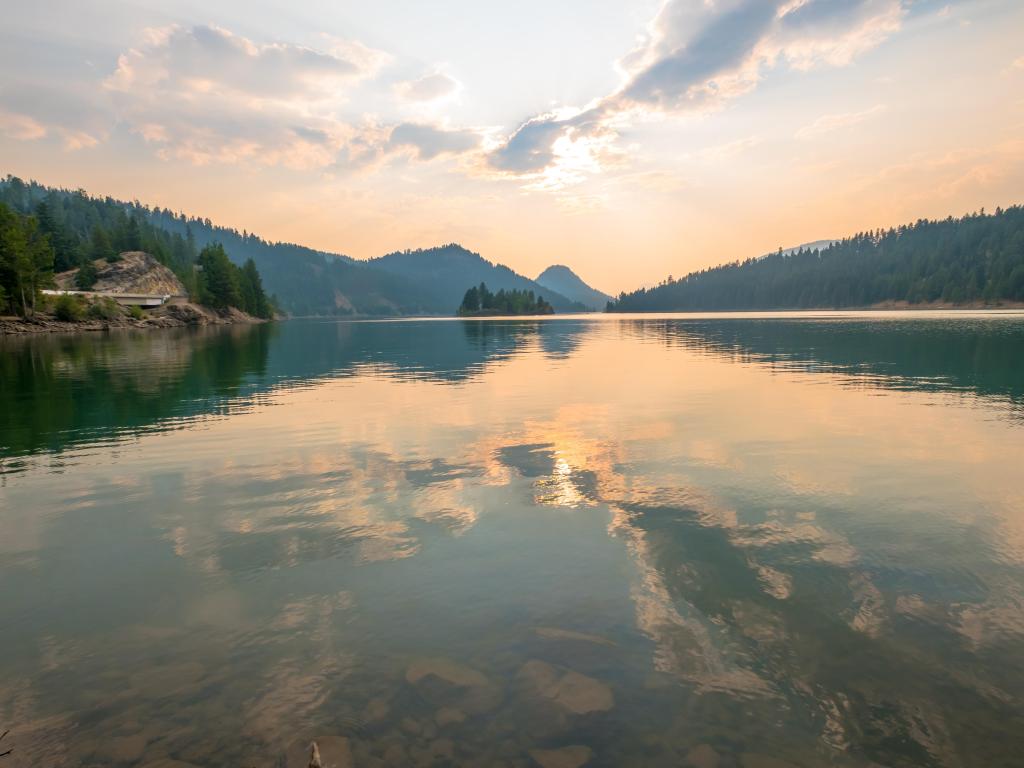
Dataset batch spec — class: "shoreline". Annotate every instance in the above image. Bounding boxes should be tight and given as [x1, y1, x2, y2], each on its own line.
[0, 302, 267, 336]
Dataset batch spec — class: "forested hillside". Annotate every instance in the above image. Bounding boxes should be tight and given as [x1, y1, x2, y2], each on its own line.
[0, 182, 271, 318]
[0, 176, 435, 317]
[1, 177, 583, 317]
[608, 206, 1024, 311]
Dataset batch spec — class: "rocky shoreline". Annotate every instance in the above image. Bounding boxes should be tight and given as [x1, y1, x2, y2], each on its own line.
[0, 302, 265, 336]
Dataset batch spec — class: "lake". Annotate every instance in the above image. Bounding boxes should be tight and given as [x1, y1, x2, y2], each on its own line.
[1, 312, 1023, 768]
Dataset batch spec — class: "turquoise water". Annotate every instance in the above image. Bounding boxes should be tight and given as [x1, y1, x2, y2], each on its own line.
[1, 312, 1023, 767]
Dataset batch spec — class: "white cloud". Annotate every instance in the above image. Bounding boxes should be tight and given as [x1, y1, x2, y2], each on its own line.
[488, 0, 908, 181]
[106, 25, 380, 104]
[102, 25, 390, 168]
[796, 104, 886, 140]
[0, 108, 99, 150]
[386, 123, 481, 160]
[0, 110, 47, 141]
[394, 72, 460, 103]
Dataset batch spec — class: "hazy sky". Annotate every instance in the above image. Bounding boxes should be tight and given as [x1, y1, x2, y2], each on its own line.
[1, 0, 1022, 293]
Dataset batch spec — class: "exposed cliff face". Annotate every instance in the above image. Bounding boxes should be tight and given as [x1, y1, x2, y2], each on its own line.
[55, 252, 186, 295]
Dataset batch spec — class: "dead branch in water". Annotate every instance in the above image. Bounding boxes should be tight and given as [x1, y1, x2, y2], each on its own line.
[0, 729, 11, 758]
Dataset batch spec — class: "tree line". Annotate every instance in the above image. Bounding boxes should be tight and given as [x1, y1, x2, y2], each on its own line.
[607, 206, 1024, 312]
[0, 176, 273, 318]
[458, 282, 554, 316]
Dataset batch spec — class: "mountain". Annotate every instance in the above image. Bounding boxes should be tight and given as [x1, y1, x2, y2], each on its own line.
[608, 206, 1024, 312]
[2, 176, 579, 317]
[368, 244, 586, 313]
[777, 239, 836, 257]
[535, 265, 613, 310]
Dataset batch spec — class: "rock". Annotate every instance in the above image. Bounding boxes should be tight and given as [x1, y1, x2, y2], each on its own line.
[429, 738, 455, 761]
[100, 733, 149, 762]
[363, 696, 391, 723]
[139, 761, 201, 768]
[383, 743, 409, 766]
[529, 745, 593, 768]
[408, 657, 503, 714]
[54, 252, 186, 296]
[406, 658, 490, 688]
[518, 661, 614, 715]
[401, 717, 423, 735]
[129, 662, 206, 697]
[286, 736, 353, 768]
[740, 754, 801, 768]
[435, 707, 467, 727]
[687, 744, 721, 768]
[533, 628, 616, 647]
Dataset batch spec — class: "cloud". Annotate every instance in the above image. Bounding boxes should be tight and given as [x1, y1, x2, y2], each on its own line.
[386, 123, 480, 160]
[0, 82, 107, 150]
[796, 104, 885, 139]
[102, 25, 389, 168]
[488, 0, 907, 182]
[106, 25, 380, 103]
[395, 72, 460, 102]
[0, 110, 47, 141]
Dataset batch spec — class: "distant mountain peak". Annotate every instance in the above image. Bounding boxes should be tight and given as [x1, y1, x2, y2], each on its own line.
[536, 264, 612, 311]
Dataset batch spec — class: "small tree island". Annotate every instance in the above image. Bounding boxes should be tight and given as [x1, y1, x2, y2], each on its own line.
[457, 282, 555, 316]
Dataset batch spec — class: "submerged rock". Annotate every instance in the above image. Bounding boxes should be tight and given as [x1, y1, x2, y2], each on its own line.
[533, 627, 616, 647]
[740, 754, 801, 768]
[518, 660, 614, 715]
[406, 657, 490, 688]
[285, 736, 353, 768]
[406, 656, 503, 715]
[687, 743, 721, 768]
[434, 706, 467, 727]
[528, 745, 593, 768]
[363, 696, 391, 723]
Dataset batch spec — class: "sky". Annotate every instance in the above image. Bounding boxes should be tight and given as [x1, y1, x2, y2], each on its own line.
[1, 0, 1022, 294]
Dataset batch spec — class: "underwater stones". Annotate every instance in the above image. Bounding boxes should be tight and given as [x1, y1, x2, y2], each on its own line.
[435, 706, 467, 727]
[406, 735, 456, 765]
[528, 745, 593, 768]
[383, 742, 409, 766]
[518, 660, 614, 715]
[687, 743, 721, 768]
[533, 627, 616, 647]
[363, 696, 391, 723]
[130, 661, 206, 697]
[99, 733, 149, 762]
[406, 656, 503, 715]
[406, 657, 489, 688]
[285, 736, 353, 768]
[138, 760, 201, 768]
[740, 754, 801, 768]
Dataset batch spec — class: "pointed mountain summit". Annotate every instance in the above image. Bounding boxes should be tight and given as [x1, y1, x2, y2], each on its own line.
[535, 265, 613, 311]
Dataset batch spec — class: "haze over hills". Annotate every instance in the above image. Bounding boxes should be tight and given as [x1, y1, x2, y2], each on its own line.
[535, 265, 613, 311]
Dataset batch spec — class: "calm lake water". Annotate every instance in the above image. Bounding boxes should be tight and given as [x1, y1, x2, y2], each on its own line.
[2, 312, 1023, 768]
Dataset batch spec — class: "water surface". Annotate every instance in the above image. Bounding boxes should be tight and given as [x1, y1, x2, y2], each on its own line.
[2, 312, 1023, 767]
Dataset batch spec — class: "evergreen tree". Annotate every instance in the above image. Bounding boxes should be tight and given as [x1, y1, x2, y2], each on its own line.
[89, 225, 117, 262]
[197, 243, 241, 309]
